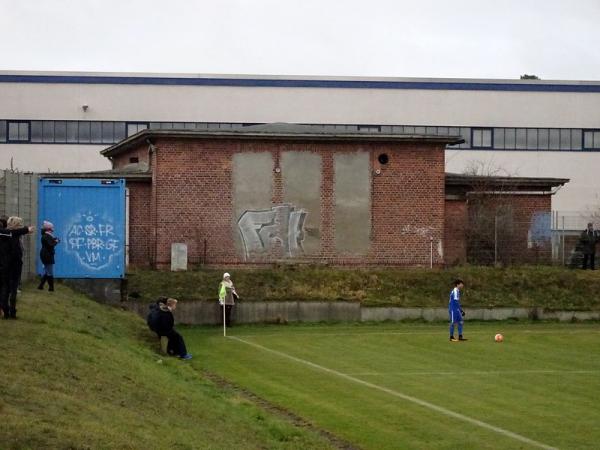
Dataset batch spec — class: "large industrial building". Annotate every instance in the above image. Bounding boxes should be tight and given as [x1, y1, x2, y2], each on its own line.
[1, 71, 599, 217]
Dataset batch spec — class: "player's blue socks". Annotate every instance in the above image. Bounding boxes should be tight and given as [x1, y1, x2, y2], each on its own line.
[449, 323, 455, 337]
[458, 322, 463, 336]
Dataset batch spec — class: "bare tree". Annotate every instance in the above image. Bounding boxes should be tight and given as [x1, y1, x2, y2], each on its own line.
[462, 161, 517, 266]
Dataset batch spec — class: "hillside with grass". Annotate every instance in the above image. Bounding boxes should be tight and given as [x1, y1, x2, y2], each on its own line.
[127, 265, 600, 310]
[0, 286, 333, 450]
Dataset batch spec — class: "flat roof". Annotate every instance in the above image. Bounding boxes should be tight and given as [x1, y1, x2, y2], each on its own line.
[1, 70, 599, 92]
[445, 172, 569, 191]
[101, 124, 464, 158]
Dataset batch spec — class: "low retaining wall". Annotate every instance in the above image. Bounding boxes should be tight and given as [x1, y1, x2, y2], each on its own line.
[123, 300, 600, 325]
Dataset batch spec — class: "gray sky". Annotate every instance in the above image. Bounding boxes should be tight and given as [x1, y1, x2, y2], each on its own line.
[1, 0, 599, 80]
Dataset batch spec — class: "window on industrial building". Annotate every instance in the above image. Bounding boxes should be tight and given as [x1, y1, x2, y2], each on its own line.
[459, 127, 471, 148]
[78, 121, 91, 143]
[548, 129, 560, 150]
[54, 121, 67, 143]
[494, 128, 505, 148]
[126, 122, 149, 137]
[526, 129, 537, 149]
[560, 129, 571, 150]
[90, 122, 102, 143]
[67, 122, 78, 143]
[30, 121, 42, 143]
[43, 121, 54, 142]
[472, 128, 492, 148]
[114, 122, 126, 142]
[1, 120, 595, 153]
[571, 129, 582, 150]
[537, 129, 549, 149]
[101, 122, 114, 143]
[583, 130, 600, 150]
[7, 121, 30, 142]
[515, 128, 527, 149]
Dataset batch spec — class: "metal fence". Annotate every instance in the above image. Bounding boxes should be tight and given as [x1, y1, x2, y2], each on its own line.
[465, 210, 600, 267]
[466, 216, 553, 266]
[0, 170, 39, 279]
[552, 211, 600, 268]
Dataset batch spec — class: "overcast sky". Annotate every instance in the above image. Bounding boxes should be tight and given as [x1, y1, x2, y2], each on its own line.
[1, 0, 599, 80]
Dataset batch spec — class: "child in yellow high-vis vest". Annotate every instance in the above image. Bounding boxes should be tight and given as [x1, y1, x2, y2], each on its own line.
[219, 272, 238, 326]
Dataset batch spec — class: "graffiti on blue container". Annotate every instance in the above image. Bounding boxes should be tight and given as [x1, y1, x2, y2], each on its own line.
[66, 211, 121, 270]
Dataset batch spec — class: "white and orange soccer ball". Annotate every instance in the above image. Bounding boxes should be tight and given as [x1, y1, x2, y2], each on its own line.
[494, 333, 504, 343]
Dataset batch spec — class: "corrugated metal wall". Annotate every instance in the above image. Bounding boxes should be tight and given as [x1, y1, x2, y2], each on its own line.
[0, 170, 39, 280]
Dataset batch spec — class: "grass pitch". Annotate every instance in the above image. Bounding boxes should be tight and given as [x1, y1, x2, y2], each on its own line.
[187, 322, 600, 450]
[0, 286, 333, 449]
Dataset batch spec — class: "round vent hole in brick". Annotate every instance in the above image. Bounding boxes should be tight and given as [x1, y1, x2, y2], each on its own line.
[377, 153, 389, 165]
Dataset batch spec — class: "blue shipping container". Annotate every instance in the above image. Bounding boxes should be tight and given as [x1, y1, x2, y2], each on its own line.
[37, 178, 126, 278]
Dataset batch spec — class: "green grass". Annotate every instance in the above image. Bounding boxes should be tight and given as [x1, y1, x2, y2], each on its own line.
[0, 285, 334, 450]
[187, 321, 600, 449]
[127, 265, 600, 310]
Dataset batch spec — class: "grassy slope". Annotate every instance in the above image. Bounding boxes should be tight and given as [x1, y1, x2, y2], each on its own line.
[188, 322, 600, 450]
[127, 266, 600, 310]
[0, 286, 332, 450]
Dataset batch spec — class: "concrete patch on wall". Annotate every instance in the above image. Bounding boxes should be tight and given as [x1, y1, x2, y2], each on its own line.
[334, 152, 371, 254]
[281, 151, 321, 255]
[237, 204, 307, 259]
[232, 152, 273, 257]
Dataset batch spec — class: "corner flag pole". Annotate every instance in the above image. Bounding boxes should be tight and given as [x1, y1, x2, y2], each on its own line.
[223, 300, 227, 337]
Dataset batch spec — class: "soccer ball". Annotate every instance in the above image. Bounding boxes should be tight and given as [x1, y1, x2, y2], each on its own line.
[494, 333, 504, 342]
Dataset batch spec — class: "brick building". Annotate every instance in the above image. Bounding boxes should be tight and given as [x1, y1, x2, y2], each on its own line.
[98, 124, 567, 268]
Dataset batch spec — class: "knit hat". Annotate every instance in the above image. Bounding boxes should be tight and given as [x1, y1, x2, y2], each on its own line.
[42, 220, 54, 231]
[223, 272, 230, 279]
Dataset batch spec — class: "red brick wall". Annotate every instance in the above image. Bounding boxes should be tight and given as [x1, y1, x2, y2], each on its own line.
[444, 199, 468, 265]
[127, 181, 152, 266]
[119, 137, 447, 267]
[370, 143, 446, 266]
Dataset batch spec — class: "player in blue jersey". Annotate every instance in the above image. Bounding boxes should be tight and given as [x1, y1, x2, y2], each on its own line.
[449, 279, 467, 342]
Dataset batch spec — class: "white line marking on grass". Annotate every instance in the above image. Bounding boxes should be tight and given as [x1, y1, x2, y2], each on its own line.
[230, 336, 558, 450]
[348, 369, 600, 376]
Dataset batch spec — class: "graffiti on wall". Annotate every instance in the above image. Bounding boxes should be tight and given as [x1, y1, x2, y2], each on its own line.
[66, 211, 121, 270]
[528, 211, 551, 248]
[238, 204, 307, 259]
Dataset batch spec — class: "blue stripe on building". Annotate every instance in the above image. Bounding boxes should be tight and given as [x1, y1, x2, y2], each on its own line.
[1, 74, 600, 93]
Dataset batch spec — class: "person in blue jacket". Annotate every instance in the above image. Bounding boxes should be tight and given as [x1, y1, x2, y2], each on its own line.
[449, 279, 467, 342]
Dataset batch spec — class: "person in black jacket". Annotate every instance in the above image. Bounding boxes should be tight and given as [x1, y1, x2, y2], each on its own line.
[580, 222, 598, 270]
[38, 220, 60, 291]
[0, 216, 34, 319]
[147, 297, 192, 360]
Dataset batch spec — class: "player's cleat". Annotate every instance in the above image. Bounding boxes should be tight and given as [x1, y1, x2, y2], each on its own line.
[180, 353, 193, 360]
[458, 335, 468, 341]
[449, 336, 458, 342]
